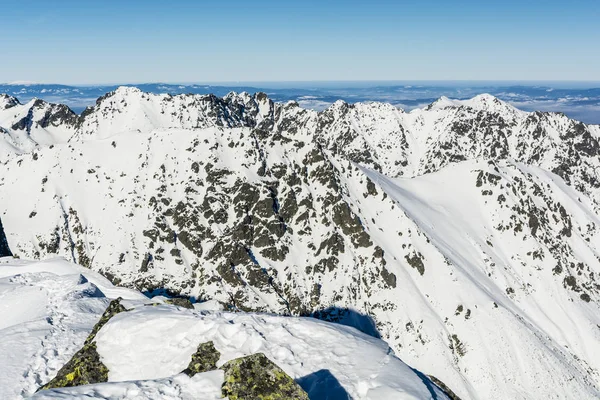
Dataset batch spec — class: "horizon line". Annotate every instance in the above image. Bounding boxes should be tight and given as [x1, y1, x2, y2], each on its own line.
[3, 79, 600, 88]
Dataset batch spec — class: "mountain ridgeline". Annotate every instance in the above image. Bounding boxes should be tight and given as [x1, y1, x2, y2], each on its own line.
[1, 87, 600, 399]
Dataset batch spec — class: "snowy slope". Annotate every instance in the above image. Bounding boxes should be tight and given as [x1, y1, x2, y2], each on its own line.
[0, 258, 448, 400]
[361, 161, 600, 399]
[1, 88, 600, 399]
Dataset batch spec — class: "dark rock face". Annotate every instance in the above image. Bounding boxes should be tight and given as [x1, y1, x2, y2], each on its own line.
[38, 298, 127, 391]
[164, 297, 194, 309]
[182, 341, 221, 376]
[0, 217, 12, 257]
[38, 103, 78, 128]
[221, 353, 309, 400]
[428, 375, 463, 400]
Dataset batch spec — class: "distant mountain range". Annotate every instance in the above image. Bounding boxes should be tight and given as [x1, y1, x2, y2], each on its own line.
[1, 87, 600, 399]
[1, 81, 599, 123]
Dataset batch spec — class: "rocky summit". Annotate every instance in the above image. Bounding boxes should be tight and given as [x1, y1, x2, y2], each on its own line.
[1, 87, 600, 399]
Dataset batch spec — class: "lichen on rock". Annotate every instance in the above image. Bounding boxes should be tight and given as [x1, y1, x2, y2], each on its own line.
[38, 297, 127, 391]
[38, 342, 109, 390]
[182, 341, 221, 376]
[221, 353, 309, 400]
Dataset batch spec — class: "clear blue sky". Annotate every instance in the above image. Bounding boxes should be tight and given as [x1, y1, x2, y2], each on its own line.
[2, 0, 599, 84]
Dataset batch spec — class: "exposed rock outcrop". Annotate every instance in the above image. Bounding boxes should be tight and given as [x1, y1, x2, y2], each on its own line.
[182, 341, 221, 376]
[221, 353, 309, 400]
[38, 298, 127, 391]
[429, 375, 463, 400]
[164, 297, 194, 309]
[181, 341, 309, 399]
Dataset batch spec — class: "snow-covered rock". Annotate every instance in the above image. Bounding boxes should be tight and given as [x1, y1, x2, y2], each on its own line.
[0, 258, 449, 400]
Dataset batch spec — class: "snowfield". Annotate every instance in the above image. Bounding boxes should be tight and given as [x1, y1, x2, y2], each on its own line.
[0, 258, 449, 399]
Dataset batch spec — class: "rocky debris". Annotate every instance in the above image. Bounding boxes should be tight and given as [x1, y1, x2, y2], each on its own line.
[38, 298, 127, 391]
[182, 341, 221, 376]
[221, 353, 309, 400]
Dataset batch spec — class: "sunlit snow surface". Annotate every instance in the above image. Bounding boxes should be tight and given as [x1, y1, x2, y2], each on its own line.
[0, 258, 448, 400]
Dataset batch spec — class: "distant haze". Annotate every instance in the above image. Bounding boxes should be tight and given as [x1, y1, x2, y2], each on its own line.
[1, 82, 599, 124]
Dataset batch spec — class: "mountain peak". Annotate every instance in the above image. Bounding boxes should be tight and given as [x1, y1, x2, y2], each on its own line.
[327, 99, 350, 112]
[425, 96, 456, 111]
[458, 93, 522, 115]
[0, 93, 20, 109]
[113, 86, 142, 95]
[424, 93, 521, 116]
[91, 86, 144, 107]
[224, 91, 254, 104]
[465, 93, 506, 107]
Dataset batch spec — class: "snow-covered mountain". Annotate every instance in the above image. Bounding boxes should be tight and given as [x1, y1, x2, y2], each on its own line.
[0, 94, 76, 155]
[1, 87, 600, 399]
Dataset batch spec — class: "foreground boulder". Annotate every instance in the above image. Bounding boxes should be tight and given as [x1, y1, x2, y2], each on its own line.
[221, 353, 309, 400]
[38, 298, 127, 391]
[182, 341, 221, 376]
